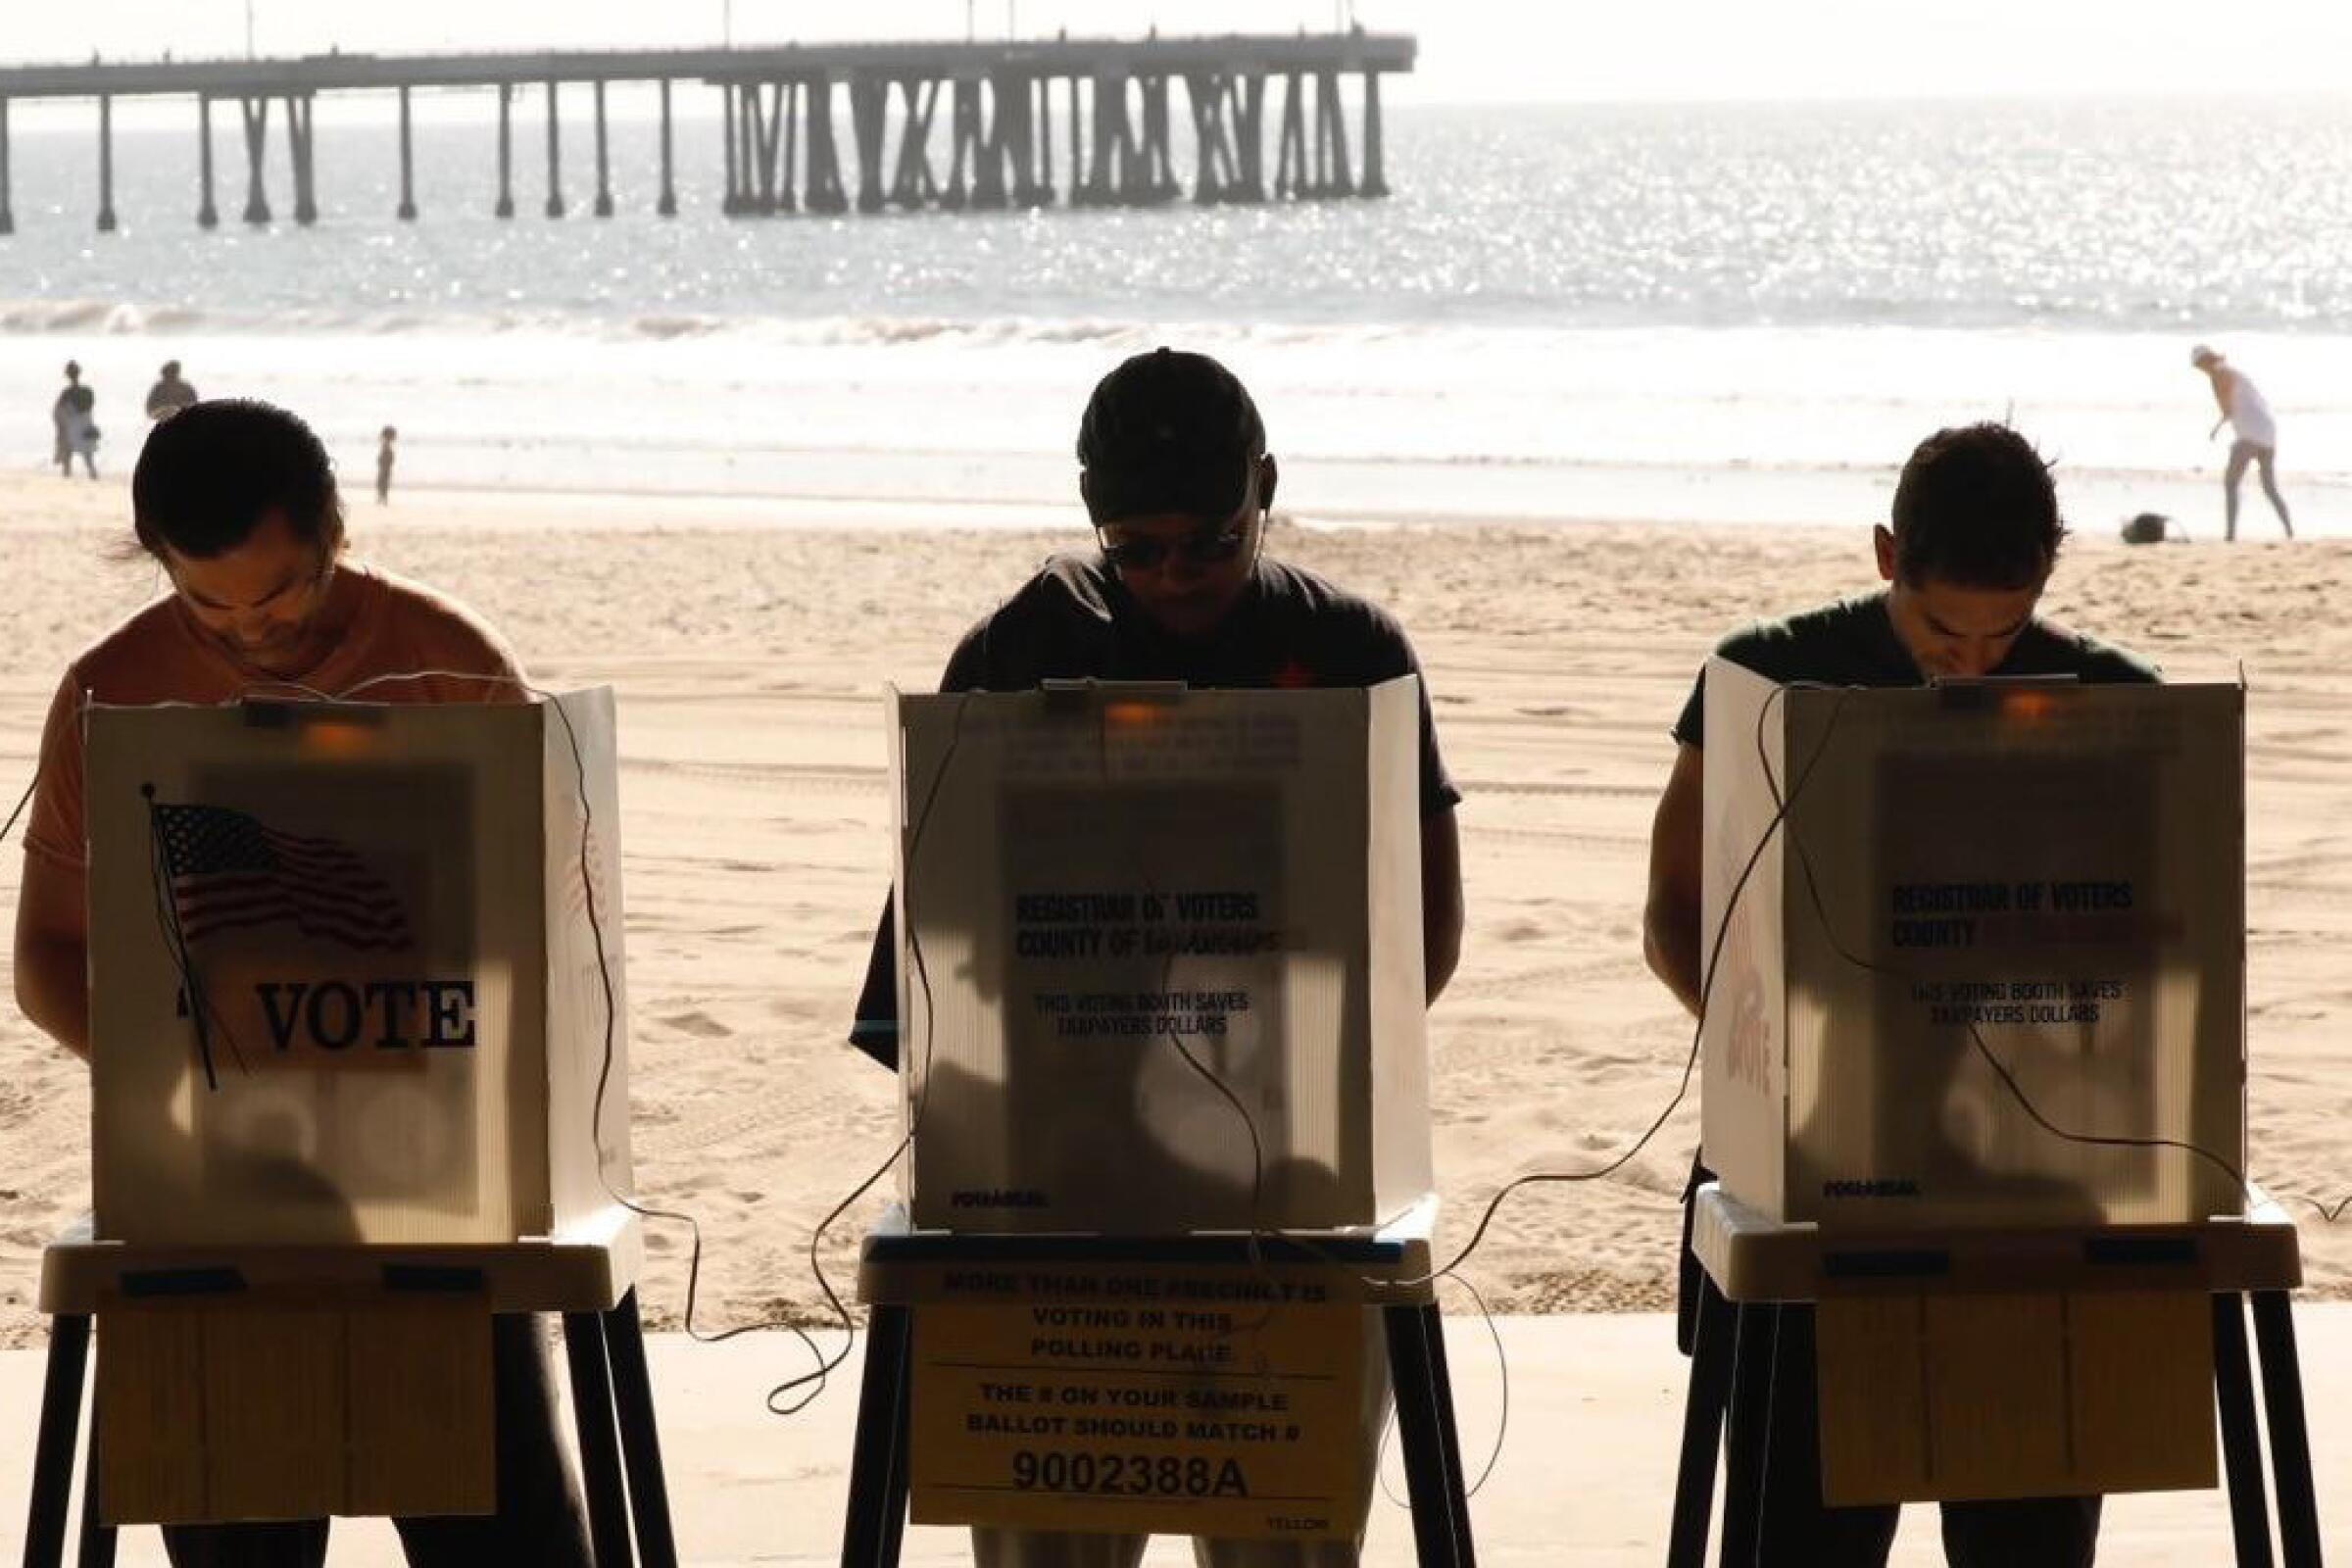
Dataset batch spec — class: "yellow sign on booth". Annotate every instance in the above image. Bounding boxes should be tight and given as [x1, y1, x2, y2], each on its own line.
[906, 1265, 1370, 1543]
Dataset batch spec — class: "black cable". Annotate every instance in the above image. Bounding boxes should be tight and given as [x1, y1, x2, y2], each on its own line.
[333, 668, 840, 1392]
[762, 688, 978, 1414]
[0, 766, 38, 847]
[1396, 683, 1853, 1291]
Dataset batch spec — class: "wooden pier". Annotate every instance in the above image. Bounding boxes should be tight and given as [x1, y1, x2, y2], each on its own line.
[0, 33, 1414, 233]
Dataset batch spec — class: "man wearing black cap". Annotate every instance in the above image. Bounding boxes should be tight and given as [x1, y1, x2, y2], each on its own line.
[851, 345, 1462, 1061]
[848, 347, 1462, 1567]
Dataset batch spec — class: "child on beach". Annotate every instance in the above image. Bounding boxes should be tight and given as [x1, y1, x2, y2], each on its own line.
[376, 424, 398, 504]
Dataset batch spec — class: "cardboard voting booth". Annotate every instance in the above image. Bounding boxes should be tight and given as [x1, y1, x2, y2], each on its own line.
[85, 691, 631, 1247]
[1699, 660, 2244, 1230]
[888, 678, 1431, 1234]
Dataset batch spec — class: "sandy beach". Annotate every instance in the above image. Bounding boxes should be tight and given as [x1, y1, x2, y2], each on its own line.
[1, 473, 2348, 1352]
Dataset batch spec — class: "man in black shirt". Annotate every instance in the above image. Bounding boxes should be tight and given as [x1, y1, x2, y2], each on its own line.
[1642, 423, 2154, 1567]
[851, 347, 1463, 1067]
[848, 348, 1462, 1568]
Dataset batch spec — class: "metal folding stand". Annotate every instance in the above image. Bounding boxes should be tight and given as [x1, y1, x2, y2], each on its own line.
[19, 1206, 677, 1568]
[1665, 1183, 2323, 1568]
[838, 1198, 1478, 1568]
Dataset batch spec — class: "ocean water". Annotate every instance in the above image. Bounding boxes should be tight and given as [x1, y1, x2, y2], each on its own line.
[3, 96, 2349, 532]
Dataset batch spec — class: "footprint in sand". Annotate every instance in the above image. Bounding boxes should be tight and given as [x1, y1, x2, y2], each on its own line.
[661, 1009, 734, 1040]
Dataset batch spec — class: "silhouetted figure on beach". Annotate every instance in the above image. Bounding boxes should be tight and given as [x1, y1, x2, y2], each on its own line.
[2191, 343, 2293, 541]
[52, 362, 98, 480]
[376, 425, 398, 505]
[145, 360, 198, 422]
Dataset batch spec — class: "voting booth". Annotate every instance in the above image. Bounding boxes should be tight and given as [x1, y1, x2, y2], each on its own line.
[1698, 660, 2245, 1230]
[84, 691, 631, 1248]
[887, 678, 1432, 1235]
[18, 691, 679, 1544]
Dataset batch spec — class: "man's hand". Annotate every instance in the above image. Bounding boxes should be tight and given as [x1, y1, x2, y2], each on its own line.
[1642, 744, 1705, 1017]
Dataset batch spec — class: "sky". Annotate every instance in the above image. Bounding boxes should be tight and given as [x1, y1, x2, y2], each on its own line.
[6, 0, 2352, 106]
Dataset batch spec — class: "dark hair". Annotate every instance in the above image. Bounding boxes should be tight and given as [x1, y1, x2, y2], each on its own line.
[131, 398, 345, 562]
[1076, 347, 1265, 524]
[1888, 422, 2065, 589]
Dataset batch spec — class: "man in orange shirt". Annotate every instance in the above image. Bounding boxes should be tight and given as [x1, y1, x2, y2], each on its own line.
[15, 399, 593, 1568]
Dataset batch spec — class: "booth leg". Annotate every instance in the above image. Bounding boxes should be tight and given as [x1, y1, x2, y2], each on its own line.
[603, 1291, 680, 1568]
[2214, 1294, 2277, 1568]
[1667, 1278, 1738, 1568]
[1419, 1302, 1479, 1566]
[841, 1304, 912, 1568]
[24, 1313, 89, 1568]
[1718, 1303, 1782, 1568]
[2250, 1292, 2322, 1568]
[1384, 1303, 1464, 1568]
[74, 1398, 115, 1568]
[563, 1308, 636, 1568]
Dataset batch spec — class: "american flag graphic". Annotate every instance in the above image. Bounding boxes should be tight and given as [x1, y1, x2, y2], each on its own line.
[153, 803, 412, 952]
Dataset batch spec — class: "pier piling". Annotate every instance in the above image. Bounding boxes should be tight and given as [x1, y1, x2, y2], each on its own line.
[287, 93, 318, 224]
[753, 82, 785, 214]
[0, 98, 12, 235]
[804, 76, 847, 214]
[720, 82, 740, 215]
[196, 95, 219, 227]
[1360, 70, 1386, 198]
[1034, 75, 1054, 204]
[779, 81, 798, 213]
[96, 94, 116, 231]
[397, 84, 416, 220]
[851, 75, 887, 214]
[543, 80, 564, 219]
[238, 96, 270, 223]
[657, 78, 677, 216]
[1317, 70, 1353, 198]
[1274, 71, 1304, 199]
[593, 80, 613, 217]
[494, 83, 514, 218]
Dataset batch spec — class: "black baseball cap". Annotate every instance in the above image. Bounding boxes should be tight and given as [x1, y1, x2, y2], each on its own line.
[1076, 348, 1265, 525]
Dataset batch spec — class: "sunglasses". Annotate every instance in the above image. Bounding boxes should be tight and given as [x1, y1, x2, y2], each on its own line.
[1098, 522, 1251, 573]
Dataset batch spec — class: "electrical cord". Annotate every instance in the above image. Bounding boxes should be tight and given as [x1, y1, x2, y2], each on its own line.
[329, 668, 842, 1397]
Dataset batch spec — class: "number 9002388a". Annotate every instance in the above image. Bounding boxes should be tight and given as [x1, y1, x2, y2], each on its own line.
[1010, 1450, 1250, 1497]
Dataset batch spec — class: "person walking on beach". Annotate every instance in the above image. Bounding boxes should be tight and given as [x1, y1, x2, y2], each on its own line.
[144, 360, 198, 421]
[847, 348, 1465, 1568]
[376, 424, 398, 505]
[1643, 422, 2157, 1567]
[2191, 343, 2293, 541]
[14, 399, 599, 1568]
[52, 362, 99, 479]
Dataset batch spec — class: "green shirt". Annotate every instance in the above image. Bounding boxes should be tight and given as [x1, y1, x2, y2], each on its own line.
[1672, 590, 2160, 749]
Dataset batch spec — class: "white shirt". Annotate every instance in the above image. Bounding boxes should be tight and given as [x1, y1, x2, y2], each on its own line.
[2224, 368, 2278, 448]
